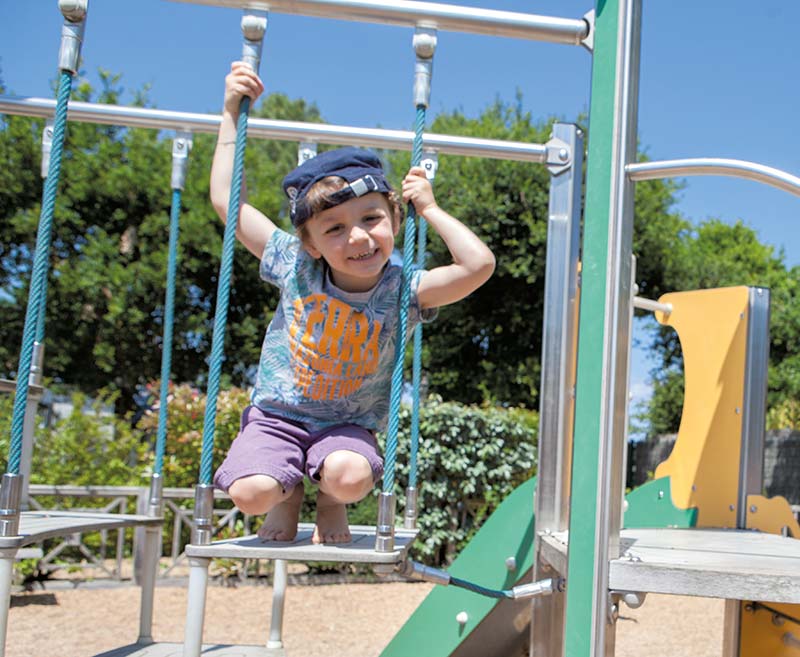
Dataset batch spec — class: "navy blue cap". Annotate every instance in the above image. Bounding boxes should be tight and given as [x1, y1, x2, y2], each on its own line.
[282, 147, 393, 227]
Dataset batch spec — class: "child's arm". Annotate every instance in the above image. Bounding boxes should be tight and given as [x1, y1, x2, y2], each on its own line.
[402, 166, 495, 309]
[209, 61, 276, 259]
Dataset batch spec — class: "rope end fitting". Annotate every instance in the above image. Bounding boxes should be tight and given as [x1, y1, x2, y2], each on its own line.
[403, 486, 418, 529]
[399, 559, 451, 587]
[0, 473, 23, 538]
[171, 131, 193, 191]
[412, 27, 437, 109]
[191, 483, 215, 545]
[58, 0, 88, 74]
[510, 576, 565, 600]
[374, 491, 396, 552]
[241, 10, 268, 73]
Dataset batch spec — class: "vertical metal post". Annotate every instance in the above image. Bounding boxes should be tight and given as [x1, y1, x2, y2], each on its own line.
[563, 0, 641, 655]
[267, 559, 288, 649]
[530, 122, 584, 656]
[723, 286, 770, 657]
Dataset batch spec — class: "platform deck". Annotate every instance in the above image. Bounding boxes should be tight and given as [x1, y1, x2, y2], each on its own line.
[186, 523, 418, 564]
[540, 527, 800, 603]
[0, 510, 161, 550]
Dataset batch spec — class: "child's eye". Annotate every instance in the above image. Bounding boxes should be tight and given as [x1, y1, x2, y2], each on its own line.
[325, 224, 343, 235]
[363, 215, 381, 223]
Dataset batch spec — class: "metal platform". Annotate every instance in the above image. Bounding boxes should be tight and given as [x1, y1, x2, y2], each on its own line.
[540, 527, 800, 603]
[95, 642, 286, 656]
[186, 523, 418, 564]
[0, 510, 162, 549]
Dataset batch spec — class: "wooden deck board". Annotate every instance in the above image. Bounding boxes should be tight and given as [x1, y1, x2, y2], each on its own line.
[540, 527, 800, 603]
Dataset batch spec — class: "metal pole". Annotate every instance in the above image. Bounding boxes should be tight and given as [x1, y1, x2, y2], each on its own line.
[169, 0, 591, 46]
[267, 559, 288, 649]
[531, 122, 584, 657]
[632, 296, 672, 315]
[627, 158, 800, 198]
[0, 96, 549, 163]
[563, 0, 641, 654]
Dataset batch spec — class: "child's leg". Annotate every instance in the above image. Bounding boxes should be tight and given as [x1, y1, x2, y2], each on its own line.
[306, 426, 384, 544]
[213, 407, 309, 541]
[314, 450, 375, 543]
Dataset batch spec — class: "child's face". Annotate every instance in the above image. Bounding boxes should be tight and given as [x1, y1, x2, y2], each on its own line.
[302, 192, 399, 293]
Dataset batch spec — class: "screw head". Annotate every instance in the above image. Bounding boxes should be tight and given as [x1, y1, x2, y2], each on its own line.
[558, 148, 569, 161]
[456, 611, 469, 625]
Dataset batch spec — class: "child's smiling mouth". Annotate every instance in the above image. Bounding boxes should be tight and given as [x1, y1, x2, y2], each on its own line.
[349, 248, 378, 261]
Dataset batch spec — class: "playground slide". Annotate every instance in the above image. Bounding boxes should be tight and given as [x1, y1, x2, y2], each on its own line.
[379, 477, 537, 657]
[382, 476, 697, 657]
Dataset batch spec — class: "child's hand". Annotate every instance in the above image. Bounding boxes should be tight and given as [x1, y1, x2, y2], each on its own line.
[223, 61, 265, 115]
[402, 166, 438, 216]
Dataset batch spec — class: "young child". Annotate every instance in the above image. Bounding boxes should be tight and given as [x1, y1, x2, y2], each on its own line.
[210, 62, 495, 545]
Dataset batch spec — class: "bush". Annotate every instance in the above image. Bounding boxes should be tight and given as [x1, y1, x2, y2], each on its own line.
[380, 395, 537, 565]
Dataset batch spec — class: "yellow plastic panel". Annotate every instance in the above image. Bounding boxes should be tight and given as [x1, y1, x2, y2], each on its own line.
[741, 601, 800, 657]
[653, 286, 750, 527]
[741, 496, 800, 657]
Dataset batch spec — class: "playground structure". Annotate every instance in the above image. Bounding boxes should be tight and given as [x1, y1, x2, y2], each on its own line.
[1, 1, 800, 657]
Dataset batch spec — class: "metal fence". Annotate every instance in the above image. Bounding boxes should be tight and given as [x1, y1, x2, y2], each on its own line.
[26, 484, 257, 581]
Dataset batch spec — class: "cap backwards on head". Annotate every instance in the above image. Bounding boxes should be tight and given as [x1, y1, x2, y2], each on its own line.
[282, 147, 393, 227]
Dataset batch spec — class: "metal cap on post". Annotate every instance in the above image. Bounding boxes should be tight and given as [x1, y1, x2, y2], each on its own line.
[171, 131, 193, 191]
[57, 0, 88, 74]
[0, 474, 23, 537]
[412, 27, 437, 108]
[241, 9, 268, 73]
[192, 483, 215, 545]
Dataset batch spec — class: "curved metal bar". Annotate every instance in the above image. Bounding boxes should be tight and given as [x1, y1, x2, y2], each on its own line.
[168, 0, 590, 45]
[0, 96, 548, 163]
[627, 159, 800, 199]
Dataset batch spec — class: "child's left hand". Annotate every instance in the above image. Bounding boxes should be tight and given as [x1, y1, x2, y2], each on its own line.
[402, 166, 438, 216]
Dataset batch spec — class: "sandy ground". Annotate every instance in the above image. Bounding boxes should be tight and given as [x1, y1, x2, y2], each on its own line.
[8, 580, 725, 657]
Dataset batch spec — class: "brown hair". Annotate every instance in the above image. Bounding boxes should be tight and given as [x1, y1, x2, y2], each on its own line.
[296, 176, 401, 243]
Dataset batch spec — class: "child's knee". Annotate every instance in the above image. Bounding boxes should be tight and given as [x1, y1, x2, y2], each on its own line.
[319, 451, 374, 502]
[228, 474, 284, 514]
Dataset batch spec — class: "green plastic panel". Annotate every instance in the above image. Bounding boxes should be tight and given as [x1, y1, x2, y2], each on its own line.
[623, 477, 697, 529]
[380, 477, 536, 657]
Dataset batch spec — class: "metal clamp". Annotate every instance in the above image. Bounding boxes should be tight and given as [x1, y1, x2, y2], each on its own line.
[544, 136, 572, 176]
[581, 9, 595, 52]
[403, 486, 418, 529]
[58, 0, 89, 74]
[241, 9, 268, 73]
[297, 141, 317, 165]
[40, 119, 55, 179]
[147, 473, 164, 517]
[412, 27, 437, 109]
[171, 131, 193, 191]
[421, 149, 439, 181]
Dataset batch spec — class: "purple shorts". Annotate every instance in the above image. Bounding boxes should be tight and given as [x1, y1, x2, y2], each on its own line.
[213, 406, 384, 492]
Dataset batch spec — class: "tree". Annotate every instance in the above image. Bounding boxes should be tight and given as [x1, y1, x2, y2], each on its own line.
[0, 72, 323, 412]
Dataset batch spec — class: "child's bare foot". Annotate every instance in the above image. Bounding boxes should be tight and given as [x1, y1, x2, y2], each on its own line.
[257, 485, 303, 541]
[312, 491, 351, 544]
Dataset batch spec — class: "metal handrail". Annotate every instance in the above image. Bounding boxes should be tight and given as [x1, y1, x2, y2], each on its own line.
[627, 158, 800, 199]
[169, 0, 590, 45]
[0, 96, 548, 163]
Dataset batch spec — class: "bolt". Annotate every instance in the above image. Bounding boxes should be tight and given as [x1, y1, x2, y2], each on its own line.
[735, 407, 741, 414]
[505, 557, 517, 571]
[750, 505, 758, 513]
[558, 148, 569, 161]
[729, 504, 735, 511]
[658, 491, 664, 499]
[691, 485, 697, 492]
[456, 611, 468, 626]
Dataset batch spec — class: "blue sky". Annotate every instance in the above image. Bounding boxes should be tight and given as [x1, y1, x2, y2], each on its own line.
[3, 0, 800, 417]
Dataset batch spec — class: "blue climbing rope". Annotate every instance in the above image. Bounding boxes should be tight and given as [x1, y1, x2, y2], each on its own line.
[198, 98, 251, 486]
[409, 177, 429, 489]
[8, 71, 73, 475]
[153, 187, 182, 476]
[383, 105, 427, 493]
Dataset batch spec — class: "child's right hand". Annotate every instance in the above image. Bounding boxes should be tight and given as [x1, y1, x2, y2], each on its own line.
[223, 61, 265, 115]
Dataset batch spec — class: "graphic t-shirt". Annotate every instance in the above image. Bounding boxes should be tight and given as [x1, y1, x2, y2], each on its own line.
[252, 229, 435, 431]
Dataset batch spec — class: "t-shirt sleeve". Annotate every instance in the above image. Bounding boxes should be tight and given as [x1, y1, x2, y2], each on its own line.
[259, 229, 301, 290]
[410, 268, 438, 324]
